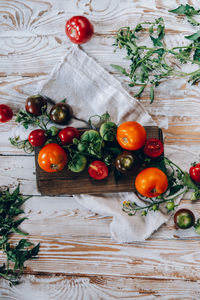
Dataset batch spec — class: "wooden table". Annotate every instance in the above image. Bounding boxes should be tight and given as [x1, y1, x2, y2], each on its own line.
[1, 0, 200, 298]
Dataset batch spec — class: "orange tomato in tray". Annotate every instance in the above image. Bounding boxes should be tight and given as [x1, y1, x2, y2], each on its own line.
[135, 167, 168, 198]
[116, 121, 146, 151]
[38, 143, 67, 172]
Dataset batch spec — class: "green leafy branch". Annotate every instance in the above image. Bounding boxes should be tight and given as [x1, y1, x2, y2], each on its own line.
[112, 5, 200, 102]
[0, 185, 40, 285]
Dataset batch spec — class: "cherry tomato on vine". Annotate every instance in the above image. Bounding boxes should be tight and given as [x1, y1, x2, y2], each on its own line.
[25, 95, 47, 116]
[116, 121, 146, 151]
[88, 160, 108, 180]
[58, 126, 80, 145]
[0, 104, 13, 123]
[65, 16, 94, 44]
[28, 129, 47, 147]
[135, 167, 168, 198]
[174, 208, 195, 229]
[38, 143, 67, 172]
[143, 138, 164, 158]
[189, 163, 200, 184]
[50, 103, 73, 125]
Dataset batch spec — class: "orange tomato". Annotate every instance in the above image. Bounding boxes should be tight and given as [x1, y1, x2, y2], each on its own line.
[135, 167, 168, 198]
[117, 121, 146, 151]
[38, 143, 67, 172]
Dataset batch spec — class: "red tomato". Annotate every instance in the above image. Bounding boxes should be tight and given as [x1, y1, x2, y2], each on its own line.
[143, 138, 164, 158]
[38, 143, 67, 172]
[189, 163, 200, 183]
[58, 127, 80, 145]
[88, 161, 109, 180]
[28, 129, 47, 147]
[65, 16, 94, 44]
[0, 104, 13, 123]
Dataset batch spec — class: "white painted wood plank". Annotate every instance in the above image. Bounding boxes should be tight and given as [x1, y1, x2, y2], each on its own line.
[1, 234, 200, 280]
[1, 274, 200, 300]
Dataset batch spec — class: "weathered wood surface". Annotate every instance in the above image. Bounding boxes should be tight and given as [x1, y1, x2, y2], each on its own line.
[1, 275, 200, 300]
[1, 0, 200, 298]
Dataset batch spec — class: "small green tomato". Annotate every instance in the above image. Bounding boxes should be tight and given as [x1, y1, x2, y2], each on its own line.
[68, 154, 87, 173]
[166, 201, 175, 211]
[99, 122, 117, 141]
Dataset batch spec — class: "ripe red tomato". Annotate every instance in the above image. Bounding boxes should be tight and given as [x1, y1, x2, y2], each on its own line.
[143, 138, 164, 158]
[88, 161, 108, 180]
[28, 129, 47, 147]
[58, 127, 80, 145]
[65, 16, 94, 44]
[135, 167, 168, 198]
[117, 121, 146, 151]
[189, 163, 200, 183]
[38, 143, 67, 172]
[0, 104, 13, 123]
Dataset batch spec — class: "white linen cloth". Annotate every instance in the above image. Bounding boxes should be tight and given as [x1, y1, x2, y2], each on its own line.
[12, 45, 198, 242]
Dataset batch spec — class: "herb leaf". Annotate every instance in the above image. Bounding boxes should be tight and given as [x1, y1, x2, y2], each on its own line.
[0, 185, 40, 285]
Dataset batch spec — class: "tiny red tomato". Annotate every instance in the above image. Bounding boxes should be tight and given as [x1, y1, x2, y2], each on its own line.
[143, 138, 164, 158]
[0, 104, 13, 123]
[65, 16, 94, 44]
[189, 163, 200, 184]
[88, 161, 108, 180]
[28, 129, 47, 147]
[58, 127, 80, 145]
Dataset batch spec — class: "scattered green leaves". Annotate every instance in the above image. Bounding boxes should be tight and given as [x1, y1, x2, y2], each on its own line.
[169, 4, 200, 26]
[112, 6, 200, 102]
[0, 185, 40, 285]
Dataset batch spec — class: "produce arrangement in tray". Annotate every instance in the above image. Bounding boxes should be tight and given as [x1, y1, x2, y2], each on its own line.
[9, 95, 200, 225]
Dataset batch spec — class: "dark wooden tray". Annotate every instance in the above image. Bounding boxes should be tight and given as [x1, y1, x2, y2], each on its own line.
[35, 126, 163, 195]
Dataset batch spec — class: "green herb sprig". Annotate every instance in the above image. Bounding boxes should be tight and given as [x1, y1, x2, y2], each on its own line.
[0, 185, 40, 285]
[112, 6, 200, 102]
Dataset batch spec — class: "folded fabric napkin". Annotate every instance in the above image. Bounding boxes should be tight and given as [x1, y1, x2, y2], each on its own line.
[12, 46, 198, 242]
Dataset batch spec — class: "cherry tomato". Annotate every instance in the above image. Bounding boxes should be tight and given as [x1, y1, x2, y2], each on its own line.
[50, 103, 73, 125]
[135, 167, 168, 198]
[28, 129, 47, 147]
[88, 160, 108, 180]
[115, 151, 138, 173]
[0, 104, 13, 123]
[174, 208, 195, 229]
[38, 143, 67, 172]
[189, 163, 200, 184]
[59, 126, 80, 145]
[25, 95, 47, 116]
[65, 16, 94, 44]
[143, 138, 164, 158]
[117, 121, 146, 151]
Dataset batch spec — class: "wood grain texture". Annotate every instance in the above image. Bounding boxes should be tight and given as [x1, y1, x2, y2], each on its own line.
[1, 274, 200, 299]
[1, 0, 200, 297]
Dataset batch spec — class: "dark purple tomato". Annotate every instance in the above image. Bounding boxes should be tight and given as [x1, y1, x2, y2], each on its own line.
[50, 103, 73, 125]
[25, 95, 47, 116]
